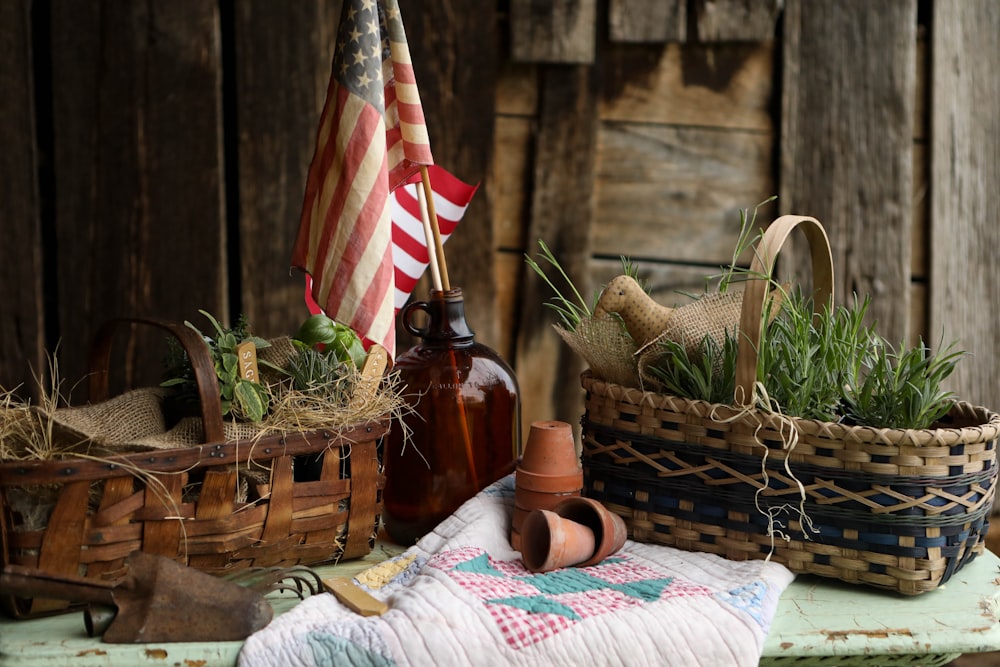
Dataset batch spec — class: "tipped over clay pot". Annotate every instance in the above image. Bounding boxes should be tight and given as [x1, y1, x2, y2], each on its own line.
[521, 510, 596, 573]
[519, 496, 628, 573]
[551, 497, 628, 567]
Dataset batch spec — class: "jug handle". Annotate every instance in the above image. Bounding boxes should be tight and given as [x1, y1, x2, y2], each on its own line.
[401, 300, 432, 338]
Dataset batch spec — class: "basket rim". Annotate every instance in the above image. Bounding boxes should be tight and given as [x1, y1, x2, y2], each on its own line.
[581, 369, 1000, 446]
[0, 417, 390, 485]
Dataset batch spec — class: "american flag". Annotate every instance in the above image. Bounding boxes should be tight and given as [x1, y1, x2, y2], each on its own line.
[292, 0, 433, 358]
[304, 165, 478, 317]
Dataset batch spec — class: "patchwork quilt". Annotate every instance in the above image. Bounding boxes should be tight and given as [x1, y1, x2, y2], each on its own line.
[239, 476, 794, 666]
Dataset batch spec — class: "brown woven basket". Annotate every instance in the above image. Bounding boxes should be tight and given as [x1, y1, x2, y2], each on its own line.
[581, 216, 1000, 595]
[0, 318, 387, 618]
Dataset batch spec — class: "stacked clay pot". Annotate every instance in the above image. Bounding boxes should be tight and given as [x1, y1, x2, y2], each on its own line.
[511, 420, 583, 550]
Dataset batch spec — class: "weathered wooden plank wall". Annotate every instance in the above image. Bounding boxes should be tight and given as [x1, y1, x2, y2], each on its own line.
[397, 0, 501, 351]
[930, 0, 1000, 409]
[233, 0, 341, 342]
[0, 1, 997, 439]
[514, 64, 600, 437]
[48, 1, 226, 396]
[0, 0, 45, 402]
[780, 0, 917, 348]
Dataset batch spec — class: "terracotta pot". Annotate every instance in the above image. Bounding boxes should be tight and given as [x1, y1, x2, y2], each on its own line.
[550, 496, 628, 568]
[511, 529, 523, 551]
[513, 486, 582, 515]
[511, 420, 584, 549]
[518, 497, 628, 573]
[518, 421, 580, 477]
[510, 491, 581, 547]
[520, 510, 596, 573]
[514, 467, 584, 494]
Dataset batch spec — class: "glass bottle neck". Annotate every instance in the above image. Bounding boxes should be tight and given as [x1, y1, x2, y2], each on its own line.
[420, 288, 475, 347]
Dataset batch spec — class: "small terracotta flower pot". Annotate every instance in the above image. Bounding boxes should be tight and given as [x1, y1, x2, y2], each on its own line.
[511, 420, 584, 549]
[550, 496, 628, 568]
[514, 467, 584, 494]
[518, 497, 628, 573]
[511, 488, 582, 546]
[520, 510, 596, 573]
[514, 486, 582, 515]
[518, 421, 580, 477]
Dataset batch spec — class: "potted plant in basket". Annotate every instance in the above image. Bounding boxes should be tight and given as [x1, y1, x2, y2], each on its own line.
[529, 207, 1000, 596]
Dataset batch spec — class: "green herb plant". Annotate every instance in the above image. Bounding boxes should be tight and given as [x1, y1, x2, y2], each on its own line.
[712, 195, 776, 294]
[525, 239, 646, 332]
[523, 240, 593, 331]
[285, 345, 355, 404]
[162, 310, 272, 422]
[639, 193, 964, 430]
[646, 331, 739, 404]
[842, 338, 964, 429]
[757, 291, 874, 422]
[293, 313, 367, 368]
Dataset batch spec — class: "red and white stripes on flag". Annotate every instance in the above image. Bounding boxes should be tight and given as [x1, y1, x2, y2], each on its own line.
[304, 166, 477, 317]
[292, 0, 432, 359]
[391, 166, 478, 310]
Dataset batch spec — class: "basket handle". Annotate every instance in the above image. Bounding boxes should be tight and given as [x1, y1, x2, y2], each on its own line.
[734, 215, 835, 406]
[87, 317, 226, 443]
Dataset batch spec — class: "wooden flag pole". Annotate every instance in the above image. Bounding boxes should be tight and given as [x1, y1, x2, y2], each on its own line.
[419, 165, 451, 290]
[416, 185, 443, 291]
[419, 166, 477, 493]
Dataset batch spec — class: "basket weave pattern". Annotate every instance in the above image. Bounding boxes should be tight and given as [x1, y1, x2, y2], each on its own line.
[582, 372, 999, 594]
[580, 216, 1000, 595]
[0, 318, 387, 617]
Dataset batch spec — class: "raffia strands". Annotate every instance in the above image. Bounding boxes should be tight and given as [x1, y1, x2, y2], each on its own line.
[292, 0, 433, 359]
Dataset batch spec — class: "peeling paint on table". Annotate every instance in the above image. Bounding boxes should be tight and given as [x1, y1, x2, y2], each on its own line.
[2, 546, 999, 666]
[761, 550, 1000, 666]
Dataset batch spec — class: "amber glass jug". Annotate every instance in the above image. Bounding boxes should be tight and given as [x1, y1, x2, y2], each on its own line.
[383, 287, 521, 545]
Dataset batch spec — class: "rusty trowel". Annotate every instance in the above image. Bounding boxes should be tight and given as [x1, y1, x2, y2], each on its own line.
[0, 551, 273, 643]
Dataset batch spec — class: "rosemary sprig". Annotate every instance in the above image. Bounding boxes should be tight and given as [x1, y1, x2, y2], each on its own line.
[842, 338, 964, 429]
[646, 331, 738, 404]
[524, 240, 592, 330]
[758, 291, 875, 422]
[711, 195, 777, 294]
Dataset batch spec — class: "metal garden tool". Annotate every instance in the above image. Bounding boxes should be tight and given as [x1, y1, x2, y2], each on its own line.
[0, 551, 273, 643]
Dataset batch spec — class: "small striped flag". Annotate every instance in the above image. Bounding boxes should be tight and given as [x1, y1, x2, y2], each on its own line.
[304, 165, 478, 318]
[292, 0, 433, 359]
[390, 166, 478, 310]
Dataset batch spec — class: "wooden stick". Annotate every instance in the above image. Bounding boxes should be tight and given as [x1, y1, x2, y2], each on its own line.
[416, 185, 443, 292]
[419, 165, 450, 290]
[323, 577, 388, 616]
[420, 166, 476, 492]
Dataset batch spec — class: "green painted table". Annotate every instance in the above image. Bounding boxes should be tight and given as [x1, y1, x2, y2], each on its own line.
[2, 547, 999, 666]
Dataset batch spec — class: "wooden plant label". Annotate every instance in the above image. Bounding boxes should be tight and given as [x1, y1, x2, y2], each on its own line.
[323, 576, 388, 616]
[236, 341, 260, 383]
[348, 343, 389, 410]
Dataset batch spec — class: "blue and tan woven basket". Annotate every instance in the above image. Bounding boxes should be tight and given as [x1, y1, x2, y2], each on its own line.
[581, 216, 1000, 595]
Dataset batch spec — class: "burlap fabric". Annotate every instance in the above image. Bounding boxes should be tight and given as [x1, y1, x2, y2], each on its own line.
[42, 336, 301, 453]
[556, 292, 745, 391]
[636, 291, 744, 390]
[555, 317, 639, 389]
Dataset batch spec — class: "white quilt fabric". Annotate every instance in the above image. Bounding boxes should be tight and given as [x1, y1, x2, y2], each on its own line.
[239, 476, 794, 667]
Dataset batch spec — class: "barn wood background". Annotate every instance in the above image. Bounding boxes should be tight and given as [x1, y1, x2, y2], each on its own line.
[1, 0, 998, 445]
